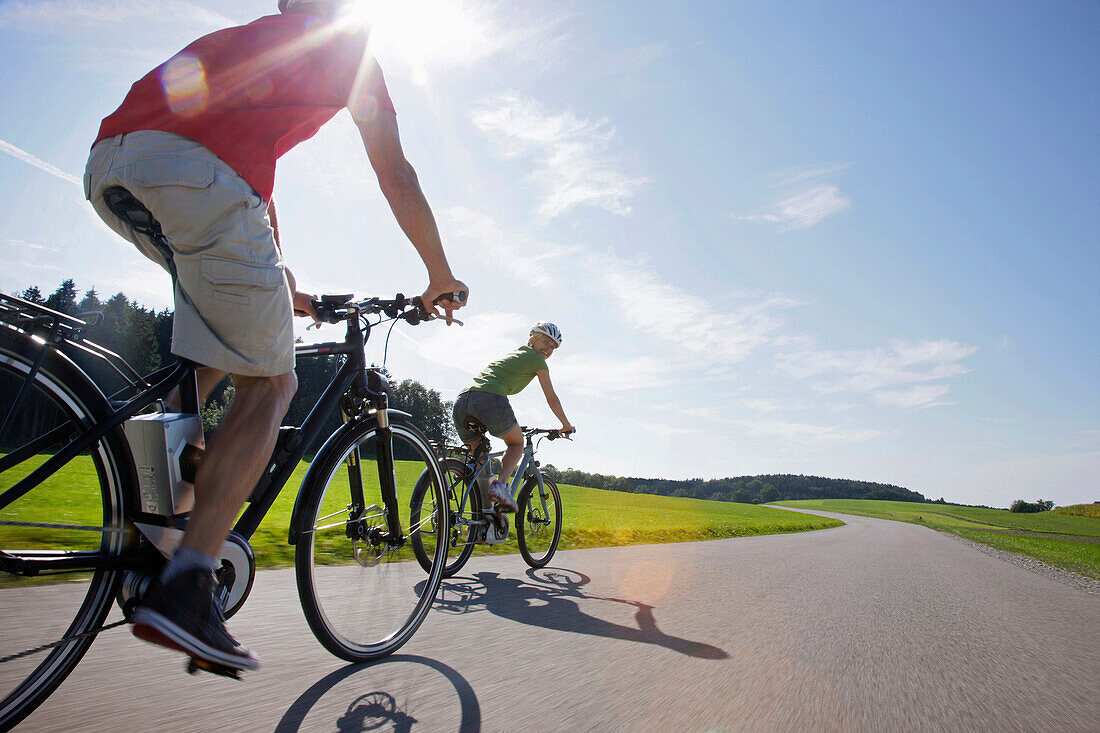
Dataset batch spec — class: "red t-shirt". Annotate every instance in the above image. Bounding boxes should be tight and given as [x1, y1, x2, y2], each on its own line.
[95, 14, 395, 200]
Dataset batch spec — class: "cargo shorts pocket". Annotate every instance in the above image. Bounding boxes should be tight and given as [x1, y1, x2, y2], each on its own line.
[200, 256, 285, 307]
[132, 157, 216, 190]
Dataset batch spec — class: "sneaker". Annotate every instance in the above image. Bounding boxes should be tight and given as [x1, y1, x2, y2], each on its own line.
[132, 567, 260, 671]
[487, 479, 517, 513]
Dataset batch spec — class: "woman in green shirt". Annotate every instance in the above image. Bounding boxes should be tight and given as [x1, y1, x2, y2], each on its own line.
[452, 322, 574, 511]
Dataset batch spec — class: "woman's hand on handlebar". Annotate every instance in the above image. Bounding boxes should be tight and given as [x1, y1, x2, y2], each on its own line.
[421, 279, 468, 325]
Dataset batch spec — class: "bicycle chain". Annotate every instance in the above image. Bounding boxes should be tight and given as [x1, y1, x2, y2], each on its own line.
[0, 618, 130, 664]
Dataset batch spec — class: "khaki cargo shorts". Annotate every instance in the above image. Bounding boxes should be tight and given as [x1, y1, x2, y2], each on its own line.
[84, 131, 294, 377]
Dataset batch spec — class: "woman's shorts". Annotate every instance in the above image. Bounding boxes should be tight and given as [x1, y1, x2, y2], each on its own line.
[452, 391, 518, 442]
[84, 130, 294, 377]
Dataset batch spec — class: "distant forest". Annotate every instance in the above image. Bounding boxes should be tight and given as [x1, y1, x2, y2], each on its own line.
[541, 467, 927, 504]
[11, 279, 929, 506]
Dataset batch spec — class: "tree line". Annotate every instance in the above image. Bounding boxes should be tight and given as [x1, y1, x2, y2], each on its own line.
[13, 279, 932, 507]
[12, 280, 457, 447]
[540, 465, 927, 504]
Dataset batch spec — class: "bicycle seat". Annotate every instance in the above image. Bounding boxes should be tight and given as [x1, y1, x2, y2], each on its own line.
[463, 418, 488, 436]
[102, 186, 166, 241]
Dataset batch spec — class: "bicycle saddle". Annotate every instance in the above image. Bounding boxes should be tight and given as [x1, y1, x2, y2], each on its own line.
[463, 417, 488, 436]
[102, 186, 165, 241]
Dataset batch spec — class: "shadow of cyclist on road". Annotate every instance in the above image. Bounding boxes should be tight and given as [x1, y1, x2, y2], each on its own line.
[437, 568, 727, 659]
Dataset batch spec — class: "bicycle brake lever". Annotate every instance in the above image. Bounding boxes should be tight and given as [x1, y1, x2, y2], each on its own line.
[429, 313, 464, 326]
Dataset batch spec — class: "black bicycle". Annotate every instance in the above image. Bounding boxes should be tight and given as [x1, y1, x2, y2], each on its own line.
[0, 290, 455, 730]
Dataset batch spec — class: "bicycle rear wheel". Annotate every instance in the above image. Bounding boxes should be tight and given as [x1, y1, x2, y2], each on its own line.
[294, 415, 448, 662]
[0, 328, 130, 732]
[517, 474, 562, 568]
[411, 458, 481, 578]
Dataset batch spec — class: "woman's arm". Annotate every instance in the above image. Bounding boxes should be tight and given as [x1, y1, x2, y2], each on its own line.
[536, 370, 574, 433]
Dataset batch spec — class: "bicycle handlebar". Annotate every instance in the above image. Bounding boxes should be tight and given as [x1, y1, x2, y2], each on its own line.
[309, 291, 466, 327]
[521, 426, 576, 441]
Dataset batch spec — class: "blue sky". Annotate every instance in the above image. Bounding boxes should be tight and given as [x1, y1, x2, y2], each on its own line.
[0, 0, 1096, 507]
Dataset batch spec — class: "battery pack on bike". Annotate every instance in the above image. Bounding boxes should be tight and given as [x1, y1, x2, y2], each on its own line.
[122, 412, 202, 515]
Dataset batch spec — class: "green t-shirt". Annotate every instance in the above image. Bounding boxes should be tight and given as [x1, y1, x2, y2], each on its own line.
[464, 346, 548, 397]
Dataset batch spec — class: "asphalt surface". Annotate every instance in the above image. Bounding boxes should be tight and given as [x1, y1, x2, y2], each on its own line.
[14, 509, 1100, 732]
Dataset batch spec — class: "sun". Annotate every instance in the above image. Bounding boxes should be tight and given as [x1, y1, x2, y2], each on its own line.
[341, 0, 498, 81]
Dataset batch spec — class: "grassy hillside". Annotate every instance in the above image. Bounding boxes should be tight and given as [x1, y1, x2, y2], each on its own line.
[1052, 503, 1100, 519]
[778, 499, 1100, 580]
[2, 455, 841, 571]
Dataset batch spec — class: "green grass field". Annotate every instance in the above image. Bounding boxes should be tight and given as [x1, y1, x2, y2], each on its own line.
[1053, 503, 1100, 519]
[777, 499, 1100, 580]
[2, 455, 841, 572]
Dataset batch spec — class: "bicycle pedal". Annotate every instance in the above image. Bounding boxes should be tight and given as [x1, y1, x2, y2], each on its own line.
[186, 656, 244, 680]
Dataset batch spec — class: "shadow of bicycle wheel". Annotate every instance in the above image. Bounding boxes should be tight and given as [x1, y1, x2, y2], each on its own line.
[274, 654, 480, 733]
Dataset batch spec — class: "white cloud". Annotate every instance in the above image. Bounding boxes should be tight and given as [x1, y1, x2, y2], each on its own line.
[731, 417, 883, 445]
[443, 207, 576, 289]
[778, 339, 976, 407]
[443, 207, 799, 382]
[595, 252, 799, 367]
[0, 139, 81, 186]
[873, 384, 952, 409]
[733, 184, 850, 231]
[552, 352, 673, 395]
[3, 239, 61, 254]
[471, 93, 648, 218]
[0, 0, 235, 35]
[769, 162, 853, 187]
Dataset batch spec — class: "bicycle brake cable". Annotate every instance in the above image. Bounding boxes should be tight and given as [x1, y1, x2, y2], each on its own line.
[381, 315, 400, 368]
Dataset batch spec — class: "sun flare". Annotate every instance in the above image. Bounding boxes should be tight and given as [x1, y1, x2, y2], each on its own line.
[343, 0, 501, 77]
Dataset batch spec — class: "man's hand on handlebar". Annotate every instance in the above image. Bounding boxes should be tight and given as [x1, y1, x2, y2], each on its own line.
[421, 279, 468, 326]
[286, 267, 320, 323]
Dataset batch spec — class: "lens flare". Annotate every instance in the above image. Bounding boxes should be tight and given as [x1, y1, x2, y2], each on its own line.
[161, 54, 208, 116]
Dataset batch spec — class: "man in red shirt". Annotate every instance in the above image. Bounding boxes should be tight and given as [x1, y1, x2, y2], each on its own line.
[84, 0, 466, 673]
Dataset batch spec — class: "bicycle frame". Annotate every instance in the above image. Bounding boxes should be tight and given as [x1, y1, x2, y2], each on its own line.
[452, 431, 551, 520]
[0, 297, 402, 578]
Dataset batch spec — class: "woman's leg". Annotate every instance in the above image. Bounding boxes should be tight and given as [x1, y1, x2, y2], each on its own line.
[495, 424, 524, 487]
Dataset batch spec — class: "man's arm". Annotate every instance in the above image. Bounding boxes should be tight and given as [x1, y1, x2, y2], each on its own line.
[353, 107, 467, 318]
[536, 370, 573, 432]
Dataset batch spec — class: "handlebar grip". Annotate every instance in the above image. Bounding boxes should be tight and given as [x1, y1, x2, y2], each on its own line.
[434, 291, 467, 305]
[310, 299, 341, 324]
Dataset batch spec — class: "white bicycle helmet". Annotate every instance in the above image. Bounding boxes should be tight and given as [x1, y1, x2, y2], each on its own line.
[530, 322, 562, 347]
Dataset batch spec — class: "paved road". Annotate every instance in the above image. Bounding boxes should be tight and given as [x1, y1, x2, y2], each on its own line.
[17, 510, 1100, 732]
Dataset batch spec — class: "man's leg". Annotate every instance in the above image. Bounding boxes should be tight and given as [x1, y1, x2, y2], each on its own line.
[132, 371, 296, 671]
[165, 366, 228, 414]
[180, 371, 297, 556]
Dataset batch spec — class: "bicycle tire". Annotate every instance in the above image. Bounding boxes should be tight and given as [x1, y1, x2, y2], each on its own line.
[516, 474, 562, 568]
[0, 327, 130, 732]
[411, 457, 481, 578]
[294, 415, 448, 662]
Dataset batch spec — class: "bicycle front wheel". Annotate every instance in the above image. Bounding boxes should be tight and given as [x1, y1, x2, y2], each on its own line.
[294, 415, 448, 662]
[517, 474, 562, 568]
[0, 328, 130, 732]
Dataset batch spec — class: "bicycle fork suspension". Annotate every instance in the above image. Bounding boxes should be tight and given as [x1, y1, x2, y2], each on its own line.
[373, 410, 404, 544]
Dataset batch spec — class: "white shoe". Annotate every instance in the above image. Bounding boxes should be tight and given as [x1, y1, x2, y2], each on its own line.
[487, 479, 517, 513]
